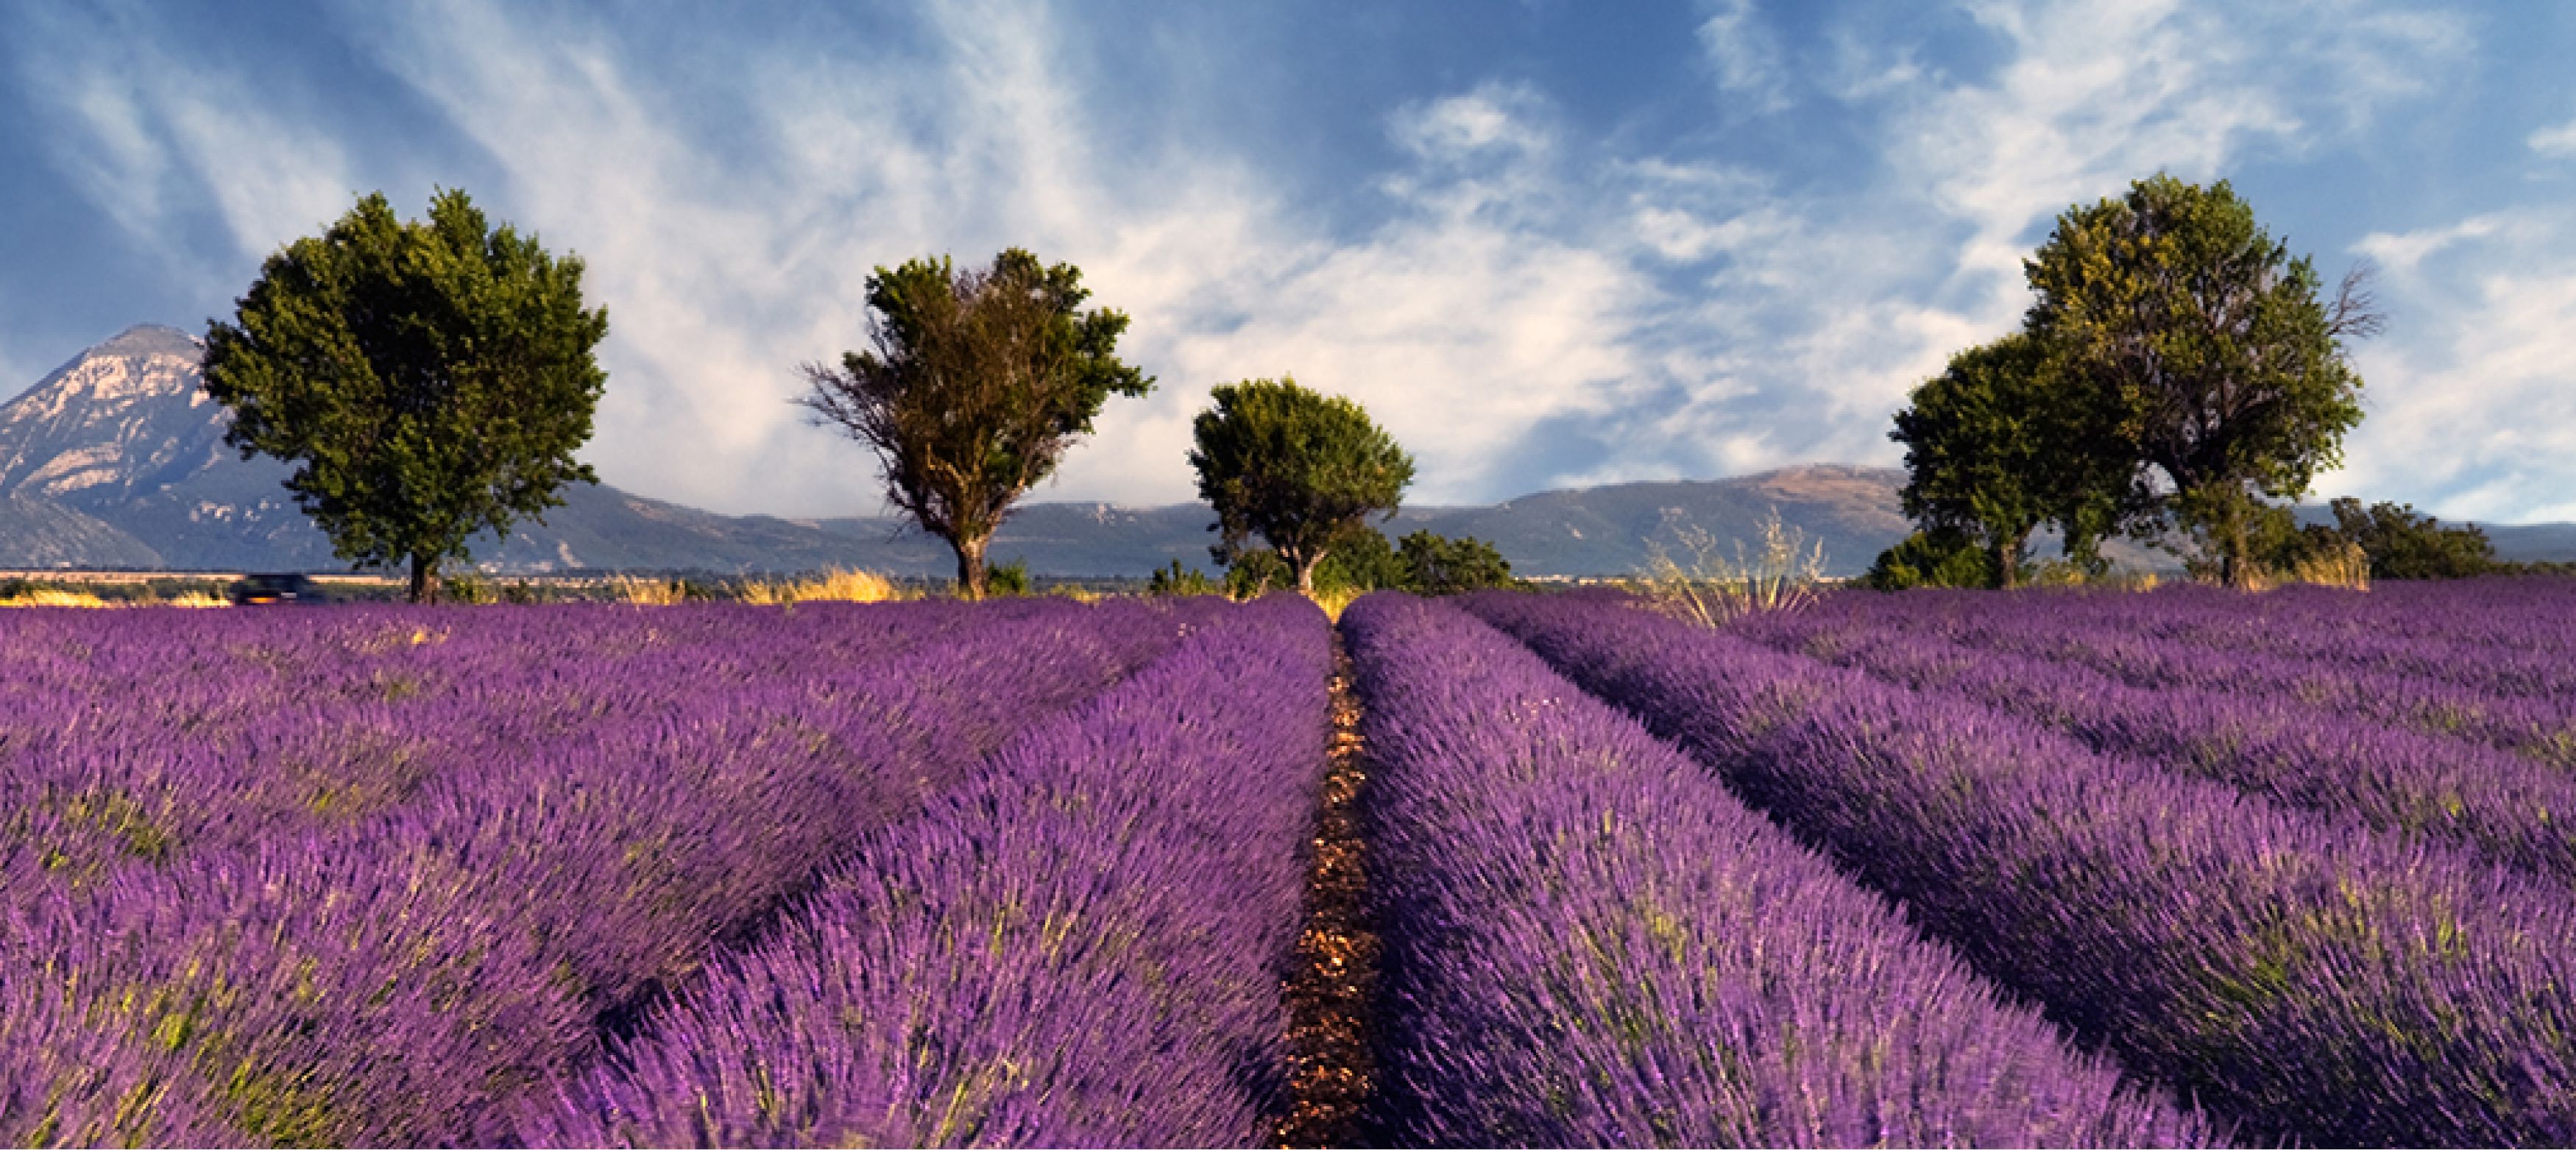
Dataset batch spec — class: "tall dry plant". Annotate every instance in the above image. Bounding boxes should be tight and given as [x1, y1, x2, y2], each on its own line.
[740, 567, 903, 606]
[2234, 539, 2371, 593]
[1632, 509, 1829, 628]
[610, 576, 693, 606]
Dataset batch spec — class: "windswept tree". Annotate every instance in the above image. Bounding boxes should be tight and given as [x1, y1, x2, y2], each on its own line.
[203, 189, 609, 603]
[1889, 333, 2137, 587]
[2025, 173, 2379, 586]
[1189, 377, 1414, 594]
[800, 249, 1150, 599]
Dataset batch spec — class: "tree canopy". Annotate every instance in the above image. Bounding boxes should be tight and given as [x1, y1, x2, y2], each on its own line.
[1208, 525, 1513, 597]
[2025, 173, 2377, 586]
[1188, 377, 1415, 593]
[1889, 333, 2136, 587]
[2330, 498, 2498, 581]
[799, 248, 1150, 599]
[202, 188, 608, 603]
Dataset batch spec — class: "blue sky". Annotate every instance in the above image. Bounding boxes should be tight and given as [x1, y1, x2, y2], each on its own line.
[3, 1, 2572, 522]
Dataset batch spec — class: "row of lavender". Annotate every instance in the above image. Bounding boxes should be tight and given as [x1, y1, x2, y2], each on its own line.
[1730, 597, 2576, 889]
[1465, 590, 2576, 1146]
[518, 594, 1331, 1146]
[1342, 594, 2210, 1146]
[1, 599, 1217, 1145]
[1811, 581, 2576, 725]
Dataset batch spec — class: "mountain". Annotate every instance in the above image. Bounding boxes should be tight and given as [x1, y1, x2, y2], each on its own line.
[4, 324, 2568, 578]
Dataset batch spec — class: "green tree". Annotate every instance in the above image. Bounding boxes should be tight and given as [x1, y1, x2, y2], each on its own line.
[2330, 497, 2497, 580]
[1314, 525, 1408, 593]
[2025, 173, 2379, 587]
[1398, 529, 1513, 594]
[202, 189, 608, 604]
[799, 249, 1150, 599]
[1189, 377, 1415, 594]
[1890, 333, 2137, 588]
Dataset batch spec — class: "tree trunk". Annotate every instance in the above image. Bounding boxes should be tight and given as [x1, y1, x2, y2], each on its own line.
[408, 553, 439, 605]
[1997, 531, 2025, 589]
[2224, 508, 2253, 590]
[1295, 548, 1323, 594]
[954, 533, 989, 600]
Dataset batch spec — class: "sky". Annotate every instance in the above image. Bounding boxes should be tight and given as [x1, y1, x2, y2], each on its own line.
[1, 1, 2572, 522]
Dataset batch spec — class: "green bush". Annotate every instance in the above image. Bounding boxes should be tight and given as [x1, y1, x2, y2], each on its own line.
[1863, 528, 1998, 590]
[987, 559, 1032, 597]
[1144, 559, 1221, 596]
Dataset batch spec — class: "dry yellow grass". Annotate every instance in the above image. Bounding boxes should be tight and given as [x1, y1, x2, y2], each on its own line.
[740, 567, 904, 605]
[0, 589, 233, 608]
[610, 576, 693, 606]
[0, 589, 111, 608]
[1306, 586, 1364, 621]
[1630, 508, 1828, 627]
[2246, 542, 2371, 592]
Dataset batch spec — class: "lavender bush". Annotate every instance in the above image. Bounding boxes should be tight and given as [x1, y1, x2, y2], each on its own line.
[518, 594, 1330, 1147]
[1465, 590, 2576, 1147]
[0, 598, 1213, 1145]
[1732, 611, 2576, 887]
[1344, 592, 2212, 1148]
[1775, 584, 2576, 763]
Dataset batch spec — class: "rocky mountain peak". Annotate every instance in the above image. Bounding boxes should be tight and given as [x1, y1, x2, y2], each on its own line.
[0, 324, 230, 508]
[88, 322, 205, 361]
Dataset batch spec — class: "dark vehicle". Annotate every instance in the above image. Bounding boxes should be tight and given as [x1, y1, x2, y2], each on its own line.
[229, 573, 325, 606]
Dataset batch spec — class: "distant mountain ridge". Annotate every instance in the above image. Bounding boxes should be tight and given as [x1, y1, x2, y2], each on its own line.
[4, 324, 2571, 577]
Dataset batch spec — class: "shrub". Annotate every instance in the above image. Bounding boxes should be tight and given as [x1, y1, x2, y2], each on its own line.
[1863, 527, 1996, 590]
[1143, 560, 1220, 597]
[1633, 508, 1828, 623]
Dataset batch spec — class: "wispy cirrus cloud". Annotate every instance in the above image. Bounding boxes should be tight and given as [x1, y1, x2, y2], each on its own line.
[1697, 0, 1793, 114]
[2533, 116, 2576, 157]
[2334, 205, 2576, 520]
[10, 3, 359, 290]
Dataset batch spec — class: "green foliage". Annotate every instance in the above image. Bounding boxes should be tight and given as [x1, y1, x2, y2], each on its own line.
[1211, 525, 1511, 597]
[2025, 173, 2376, 587]
[1143, 559, 1221, 597]
[1395, 528, 1514, 594]
[1863, 528, 2000, 591]
[1891, 333, 2139, 588]
[1222, 549, 1292, 598]
[799, 249, 1150, 600]
[1316, 525, 1407, 593]
[202, 188, 609, 603]
[1189, 376, 1415, 593]
[985, 558, 1032, 597]
[2329, 497, 2497, 581]
[2173, 500, 2371, 589]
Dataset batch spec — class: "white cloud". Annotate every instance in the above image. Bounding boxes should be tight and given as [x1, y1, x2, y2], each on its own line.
[1697, 0, 1792, 113]
[1388, 83, 1552, 162]
[308, 1, 1674, 512]
[1574, 0, 2485, 509]
[2533, 117, 2576, 157]
[2352, 214, 2508, 272]
[13, 5, 355, 280]
[2321, 205, 2576, 522]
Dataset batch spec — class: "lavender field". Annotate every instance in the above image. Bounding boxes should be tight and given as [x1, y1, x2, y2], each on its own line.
[4, 581, 2573, 1146]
